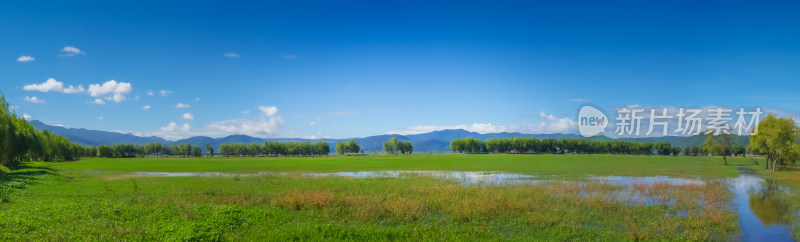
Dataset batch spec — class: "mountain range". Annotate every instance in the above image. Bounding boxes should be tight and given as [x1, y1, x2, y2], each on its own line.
[29, 120, 748, 152]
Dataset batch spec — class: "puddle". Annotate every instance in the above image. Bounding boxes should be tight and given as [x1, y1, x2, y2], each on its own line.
[288, 171, 542, 185]
[109, 170, 544, 184]
[130, 172, 243, 177]
[728, 166, 793, 241]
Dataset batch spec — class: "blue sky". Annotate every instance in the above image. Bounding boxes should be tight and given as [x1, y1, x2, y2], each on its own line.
[2, 1, 800, 140]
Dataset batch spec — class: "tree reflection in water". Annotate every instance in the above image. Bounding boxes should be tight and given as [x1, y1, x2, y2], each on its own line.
[748, 179, 789, 226]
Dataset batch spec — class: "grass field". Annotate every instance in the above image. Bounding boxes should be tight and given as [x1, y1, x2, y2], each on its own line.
[0, 154, 780, 240]
[48, 153, 751, 177]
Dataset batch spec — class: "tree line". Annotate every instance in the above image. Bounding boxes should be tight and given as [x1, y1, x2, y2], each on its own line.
[218, 141, 331, 157]
[335, 139, 361, 155]
[382, 137, 413, 154]
[450, 137, 682, 155]
[1, 95, 93, 169]
[95, 143, 205, 158]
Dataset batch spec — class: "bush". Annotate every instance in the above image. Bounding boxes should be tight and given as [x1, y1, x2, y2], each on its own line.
[0, 165, 10, 174]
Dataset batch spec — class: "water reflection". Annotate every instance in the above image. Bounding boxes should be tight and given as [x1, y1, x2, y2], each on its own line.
[288, 171, 542, 185]
[729, 166, 793, 241]
[100, 167, 797, 240]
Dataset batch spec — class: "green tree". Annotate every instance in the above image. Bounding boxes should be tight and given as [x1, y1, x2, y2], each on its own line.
[383, 137, 400, 154]
[750, 114, 800, 171]
[703, 132, 734, 165]
[205, 144, 214, 157]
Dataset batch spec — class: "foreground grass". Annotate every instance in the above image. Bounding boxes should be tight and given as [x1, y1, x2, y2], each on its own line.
[0, 154, 750, 240]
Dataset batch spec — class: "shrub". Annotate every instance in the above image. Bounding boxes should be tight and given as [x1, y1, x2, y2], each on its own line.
[0, 165, 10, 174]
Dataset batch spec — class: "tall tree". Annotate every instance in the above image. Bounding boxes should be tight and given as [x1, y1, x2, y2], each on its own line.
[205, 144, 214, 157]
[749, 114, 800, 171]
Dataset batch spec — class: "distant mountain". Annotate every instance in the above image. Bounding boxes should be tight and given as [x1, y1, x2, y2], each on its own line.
[30, 120, 749, 153]
[29, 120, 167, 146]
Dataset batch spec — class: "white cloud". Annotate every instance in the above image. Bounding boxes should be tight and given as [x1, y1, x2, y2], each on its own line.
[93, 99, 105, 105]
[387, 111, 578, 135]
[87, 80, 132, 102]
[149, 122, 193, 140]
[23, 78, 85, 94]
[24, 96, 45, 104]
[143, 105, 151, 110]
[60, 46, 83, 57]
[309, 121, 316, 126]
[242, 110, 250, 114]
[134, 95, 140, 100]
[224, 52, 240, 58]
[539, 111, 557, 121]
[182, 113, 194, 120]
[22, 113, 31, 120]
[258, 105, 278, 116]
[568, 98, 592, 102]
[194, 97, 200, 102]
[63, 85, 85, 94]
[17, 56, 34, 62]
[146, 106, 284, 140]
[97, 116, 103, 120]
[175, 103, 190, 108]
[283, 54, 297, 59]
[146, 90, 154, 96]
[160, 90, 173, 96]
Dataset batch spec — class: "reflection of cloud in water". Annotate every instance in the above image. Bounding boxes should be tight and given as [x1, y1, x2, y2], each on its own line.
[590, 176, 704, 186]
[289, 171, 541, 185]
[94, 167, 797, 241]
[132, 172, 243, 177]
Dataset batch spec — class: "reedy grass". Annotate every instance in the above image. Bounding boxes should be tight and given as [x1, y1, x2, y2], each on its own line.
[0, 160, 740, 241]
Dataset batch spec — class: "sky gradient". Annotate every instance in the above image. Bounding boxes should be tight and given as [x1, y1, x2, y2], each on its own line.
[2, 0, 800, 140]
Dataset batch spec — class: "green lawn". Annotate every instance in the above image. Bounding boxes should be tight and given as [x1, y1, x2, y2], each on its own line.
[50, 153, 752, 177]
[0, 154, 760, 240]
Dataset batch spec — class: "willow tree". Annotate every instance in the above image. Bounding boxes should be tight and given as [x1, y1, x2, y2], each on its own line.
[749, 114, 800, 171]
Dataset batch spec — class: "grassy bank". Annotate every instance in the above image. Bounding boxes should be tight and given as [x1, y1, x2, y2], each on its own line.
[0, 154, 753, 240]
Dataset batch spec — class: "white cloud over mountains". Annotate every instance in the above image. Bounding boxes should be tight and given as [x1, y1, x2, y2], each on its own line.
[147, 105, 284, 140]
[386, 111, 578, 135]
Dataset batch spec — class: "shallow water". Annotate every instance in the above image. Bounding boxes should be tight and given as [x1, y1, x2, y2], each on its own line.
[728, 166, 793, 241]
[105, 168, 797, 240]
[288, 170, 542, 185]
